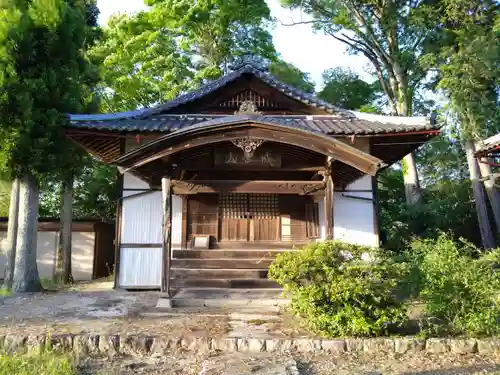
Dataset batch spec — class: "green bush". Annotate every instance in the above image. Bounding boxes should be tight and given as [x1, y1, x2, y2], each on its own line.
[269, 241, 410, 337]
[410, 234, 500, 336]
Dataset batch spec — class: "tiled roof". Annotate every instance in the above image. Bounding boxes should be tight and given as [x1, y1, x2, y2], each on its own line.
[68, 60, 439, 136]
[476, 134, 500, 156]
[68, 113, 438, 136]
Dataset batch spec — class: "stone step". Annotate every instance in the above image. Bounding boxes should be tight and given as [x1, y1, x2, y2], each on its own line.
[160, 288, 288, 309]
[171, 278, 280, 289]
[171, 259, 273, 269]
[173, 249, 289, 259]
[171, 268, 269, 279]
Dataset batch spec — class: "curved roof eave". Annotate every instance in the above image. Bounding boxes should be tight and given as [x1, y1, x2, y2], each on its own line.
[113, 116, 387, 176]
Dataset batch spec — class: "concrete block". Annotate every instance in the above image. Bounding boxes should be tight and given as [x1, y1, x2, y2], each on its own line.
[394, 338, 425, 354]
[363, 338, 395, 353]
[477, 339, 500, 354]
[321, 340, 346, 353]
[237, 338, 266, 353]
[449, 339, 477, 354]
[426, 338, 450, 353]
[265, 339, 293, 353]
[212, 338, 238, 352]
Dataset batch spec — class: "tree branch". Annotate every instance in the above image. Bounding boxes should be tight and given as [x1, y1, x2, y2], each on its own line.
[279, 20, 332, 27]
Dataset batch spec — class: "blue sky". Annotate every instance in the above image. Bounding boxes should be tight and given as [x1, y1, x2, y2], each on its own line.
[96, 0, 372, 88]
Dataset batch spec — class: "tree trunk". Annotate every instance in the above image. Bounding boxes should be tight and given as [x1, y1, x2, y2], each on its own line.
[54, 176, 73, 284]
[396, 98, 423, 207]
[12, 173, 43, 293]
[4, 179, 20, 289]
[464, 140, 495, 249]
[477, 156, 500, 235]
[402, 152, 422, 206]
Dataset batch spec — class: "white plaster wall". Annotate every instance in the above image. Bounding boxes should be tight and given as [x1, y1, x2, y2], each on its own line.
[0, 230, 95, 281]
[318, 175, 378, 247]
[333, 191, 377, 247]
[123, 172, 150, 191]
[71, 232, 95, 281]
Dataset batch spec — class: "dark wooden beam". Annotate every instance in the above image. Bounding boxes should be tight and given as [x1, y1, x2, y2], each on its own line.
[176, 165, 327, 172]
[161, 177, 172, 298]
[169, 180, 325, 195]
[324, 160, 334, 240]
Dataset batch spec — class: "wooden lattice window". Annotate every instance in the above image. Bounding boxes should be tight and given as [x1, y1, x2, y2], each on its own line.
[217, 89, 279, 109]
[220, 193, 247, 219]
[305, 203, 320, 238]
[249, 194, 279, 219]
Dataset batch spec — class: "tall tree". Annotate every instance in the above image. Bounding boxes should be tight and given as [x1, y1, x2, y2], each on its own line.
[0, 0, 99, 291]
[422, 0, 499, 248]
[318, 67, 380, 111]
[93, 0, 276, 111]
[280, 0, 438, 207]
[54, 0, 100, 284]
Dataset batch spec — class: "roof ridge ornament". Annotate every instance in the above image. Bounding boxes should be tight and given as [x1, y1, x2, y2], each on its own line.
[235, 100, 262, 116]
[229, 54, 269, 72]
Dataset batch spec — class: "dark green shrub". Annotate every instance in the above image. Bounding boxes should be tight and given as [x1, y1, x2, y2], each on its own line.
[269, 241, 410, 337]
[410, 234, 500, 336]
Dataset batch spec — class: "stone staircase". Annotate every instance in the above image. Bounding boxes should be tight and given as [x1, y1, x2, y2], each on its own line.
[171, 249, 292, 289]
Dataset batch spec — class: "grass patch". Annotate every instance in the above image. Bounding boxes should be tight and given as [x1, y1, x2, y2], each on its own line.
[0, 352, 76, 375]
[0, 288, 11, 297]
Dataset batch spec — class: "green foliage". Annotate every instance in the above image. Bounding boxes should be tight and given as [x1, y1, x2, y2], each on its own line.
[93, 0, 276, 111]
[318, 67, 380, 110]
[0, 352, 75, 375]
[39, 159, 118, 219]
[269, 241, 410, 337]
[0, 0, 100, 180]
[408, 234, 500, 336]
[268, 60, 315, 93]
[379, 133, 483, 250]
[0, 181, 11, 217]
[421, 0, 500, 140]
[279, 0, 437, 116]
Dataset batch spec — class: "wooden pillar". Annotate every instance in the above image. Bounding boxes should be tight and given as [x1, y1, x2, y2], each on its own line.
[180, 195, 188, 249]
[161, 176, 172, 296]
[324, 166, 334, 240]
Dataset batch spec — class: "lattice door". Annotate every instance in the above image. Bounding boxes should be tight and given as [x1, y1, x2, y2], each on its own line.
[220, 193, 249, 241]
[219, 193, 280, 242]
[249, 194, 280, 241]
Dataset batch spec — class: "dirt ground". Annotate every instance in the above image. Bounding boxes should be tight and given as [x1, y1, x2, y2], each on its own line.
[79, 351, 500, 375]
[2, 282, 500, 374]
[0, 283, 303, 339]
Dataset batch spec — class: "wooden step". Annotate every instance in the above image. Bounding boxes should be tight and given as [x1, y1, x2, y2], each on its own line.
[171, 268, 269, 279]
[171, 278, 280, 289]
[173, 250, 287, 259]
[172, 259, 273, 269]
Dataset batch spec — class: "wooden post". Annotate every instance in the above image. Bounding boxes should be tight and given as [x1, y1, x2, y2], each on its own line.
[180, 195, 188, 249]
[324, 163, 334, 240]
[161, 176, 172, 297]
